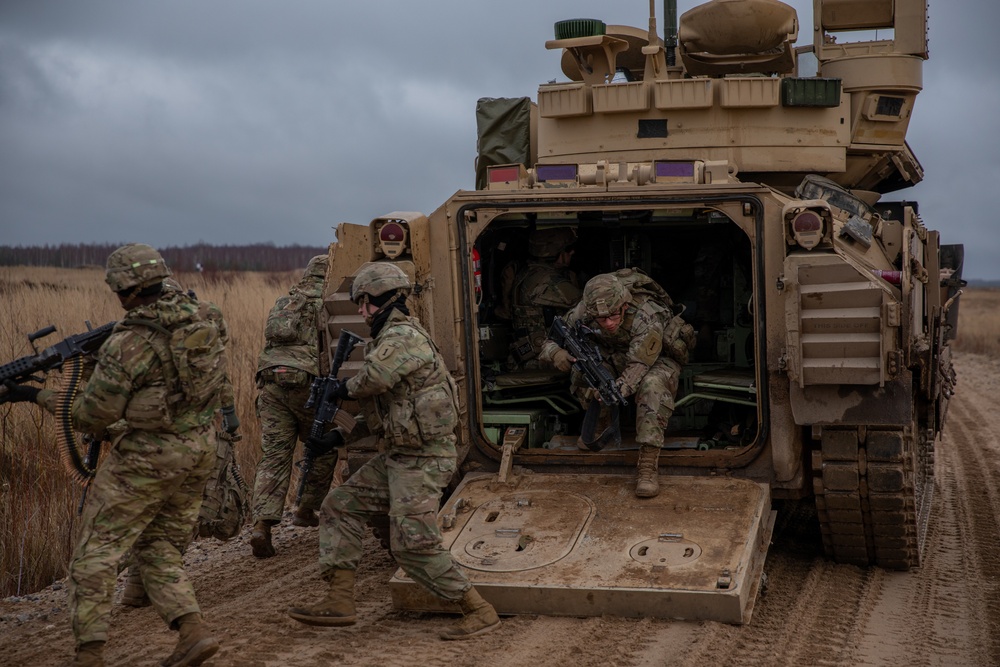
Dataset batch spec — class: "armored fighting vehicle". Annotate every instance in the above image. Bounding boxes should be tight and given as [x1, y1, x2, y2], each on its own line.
[322, 0, 962, 624]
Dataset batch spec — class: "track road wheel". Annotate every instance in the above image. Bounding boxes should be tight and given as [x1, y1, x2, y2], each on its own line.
[812, 420, 932, 571]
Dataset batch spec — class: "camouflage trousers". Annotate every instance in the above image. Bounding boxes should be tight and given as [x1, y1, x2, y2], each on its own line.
[318, 446, 470, 602]
[571, 358, 680, 447]
[69, 424, 215, 645]
[251, 381, 338, 523]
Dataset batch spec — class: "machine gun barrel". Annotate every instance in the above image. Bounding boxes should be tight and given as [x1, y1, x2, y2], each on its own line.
[0, 321, 117, 397]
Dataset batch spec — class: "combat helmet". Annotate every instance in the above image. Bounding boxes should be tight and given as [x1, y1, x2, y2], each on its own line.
[528, 227, 577, 259]
[304, 254, 329, 280]
[350, 262, 411, 304]
[105, 243, 172, 293]
[583, 273, 631, 318]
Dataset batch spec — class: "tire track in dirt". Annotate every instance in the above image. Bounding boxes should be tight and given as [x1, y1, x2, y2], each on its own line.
[848, 354, 1000, 666]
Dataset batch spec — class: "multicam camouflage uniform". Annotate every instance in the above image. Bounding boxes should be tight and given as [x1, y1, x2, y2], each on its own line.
[540, 271, 688, 498]
[541, 280, 681, 448]
[319, 307, 469, 596]
[35, 244, 226, 661]
[510, 227, 580, 367]
[251, 255, 338, 526]
[289, 262, 498, 639]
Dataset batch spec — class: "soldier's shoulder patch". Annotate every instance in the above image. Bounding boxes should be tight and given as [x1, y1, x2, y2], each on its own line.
[376, 344, 396, 361]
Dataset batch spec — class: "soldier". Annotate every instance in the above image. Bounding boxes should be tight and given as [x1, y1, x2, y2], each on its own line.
[120, 275, 243, 608]
[4, 243, 225, 667]
[287, 262, 501, 640]
[509, 227, 581, 368]
[539, 271, 690, 498]
[249, 254, 340, 558]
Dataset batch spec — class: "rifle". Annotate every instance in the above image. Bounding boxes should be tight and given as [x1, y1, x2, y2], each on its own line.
[548, 316, 628, 407]
[1, 321, 117, 400]
[295, 329, 363, 504]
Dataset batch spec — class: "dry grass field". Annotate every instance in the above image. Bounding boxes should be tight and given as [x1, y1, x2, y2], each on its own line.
[0, 270, 994, 600]
[0, 266, 296, 597]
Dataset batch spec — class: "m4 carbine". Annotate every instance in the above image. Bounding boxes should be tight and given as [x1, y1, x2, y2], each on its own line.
[548, 316, 628, 407]
[295, 329, 363, 504]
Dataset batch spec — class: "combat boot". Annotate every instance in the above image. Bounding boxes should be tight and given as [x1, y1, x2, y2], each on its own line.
[120, 566, 150, 607]
[291, 506, 319, 527]
[287, 569, 357, 627]
[250, 520, 275, 558]
[635, 444, 661, 498]
[439, 587, 501, 640]
[70, 641, 105, 667]
[161, 613, 219, 667]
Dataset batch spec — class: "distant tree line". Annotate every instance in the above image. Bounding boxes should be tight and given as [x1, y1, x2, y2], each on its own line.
[0, 243, 329, 272]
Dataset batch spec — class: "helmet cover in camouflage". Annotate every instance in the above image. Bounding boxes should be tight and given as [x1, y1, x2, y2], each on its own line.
[528, 227, 577, 259]
[105, 243, 172, 292]
[350, 262, 411, 303]
[583, 273, 631, 318]
[303, 254, 328, 280]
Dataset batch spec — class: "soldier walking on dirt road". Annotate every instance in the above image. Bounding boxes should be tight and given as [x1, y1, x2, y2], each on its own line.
[4, 243, 226, 667]
[287, 262, 501, 640]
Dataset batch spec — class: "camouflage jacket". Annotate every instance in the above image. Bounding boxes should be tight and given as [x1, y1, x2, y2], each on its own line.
[511, 261, 581, 338]
[257, 274, 324, 377]
[540, 298, 678, 397]
[63, 290, 226, 435]
[346, 309, 458, 456]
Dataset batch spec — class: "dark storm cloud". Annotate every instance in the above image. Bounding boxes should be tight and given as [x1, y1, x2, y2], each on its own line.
[0, 1, 997, 278]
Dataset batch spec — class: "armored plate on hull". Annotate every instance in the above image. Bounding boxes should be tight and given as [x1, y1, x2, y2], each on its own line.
[389, 472, 775, 624]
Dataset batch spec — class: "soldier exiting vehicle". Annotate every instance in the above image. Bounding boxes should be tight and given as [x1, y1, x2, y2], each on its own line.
[287, 262, 501, 640]
[4, 243, 226, 667]
[540, 269, 694, 498]
[250, 254, 340, 558]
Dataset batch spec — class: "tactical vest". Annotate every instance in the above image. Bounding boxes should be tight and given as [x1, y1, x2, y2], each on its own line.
[360, 314, 459, 449]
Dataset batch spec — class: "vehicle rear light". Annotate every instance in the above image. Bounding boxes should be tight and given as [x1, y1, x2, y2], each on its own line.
[378, 221, 408, 259]
[654, 161, 696, 182]
[790, 210, 824, 250]
[535, 164, 578, 184]
[487, 164, 527, 191]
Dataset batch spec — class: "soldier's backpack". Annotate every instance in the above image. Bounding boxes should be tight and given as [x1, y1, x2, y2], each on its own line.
[124, 303, 228, 419]
[264, 288, 318, 347]
[198, 432, 249, 541]
[613, 267, 698, 364]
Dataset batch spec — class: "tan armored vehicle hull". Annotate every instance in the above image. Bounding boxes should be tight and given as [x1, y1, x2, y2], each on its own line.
[322, 0, 961, 623]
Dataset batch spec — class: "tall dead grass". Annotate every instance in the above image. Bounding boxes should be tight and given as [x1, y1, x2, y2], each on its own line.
[951, 288, 1000, 358]
[0, 266, 295, 597]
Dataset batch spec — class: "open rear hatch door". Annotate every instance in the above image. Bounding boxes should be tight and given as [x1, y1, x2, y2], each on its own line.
[390, 472, 775, 624]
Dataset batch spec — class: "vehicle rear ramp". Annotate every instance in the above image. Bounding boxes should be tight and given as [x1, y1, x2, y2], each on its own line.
[389, 472, 775, 624]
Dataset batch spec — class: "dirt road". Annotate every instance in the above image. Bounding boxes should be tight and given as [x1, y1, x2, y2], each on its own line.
[3, 353, 997, 666]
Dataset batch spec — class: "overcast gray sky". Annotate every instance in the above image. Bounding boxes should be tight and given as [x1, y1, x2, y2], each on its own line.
[1, 1, 997, 278]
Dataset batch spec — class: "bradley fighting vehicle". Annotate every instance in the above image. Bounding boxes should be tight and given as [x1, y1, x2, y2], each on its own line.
[322, 0, 963, 624]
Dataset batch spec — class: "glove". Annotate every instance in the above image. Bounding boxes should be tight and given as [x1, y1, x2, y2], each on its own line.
[220, 405, 240, 434]
[3, 381, 41, 404]
[332, 380, 351, 401]
[305, 429, 344, 458]
[552, 348, 575, 373]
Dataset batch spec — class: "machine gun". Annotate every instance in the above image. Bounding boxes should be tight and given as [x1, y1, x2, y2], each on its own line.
[0, 321, 117, 393]
[1, 321, 117, 481]
[548, 316, 628, 407]
[295, 329, 363, 504]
